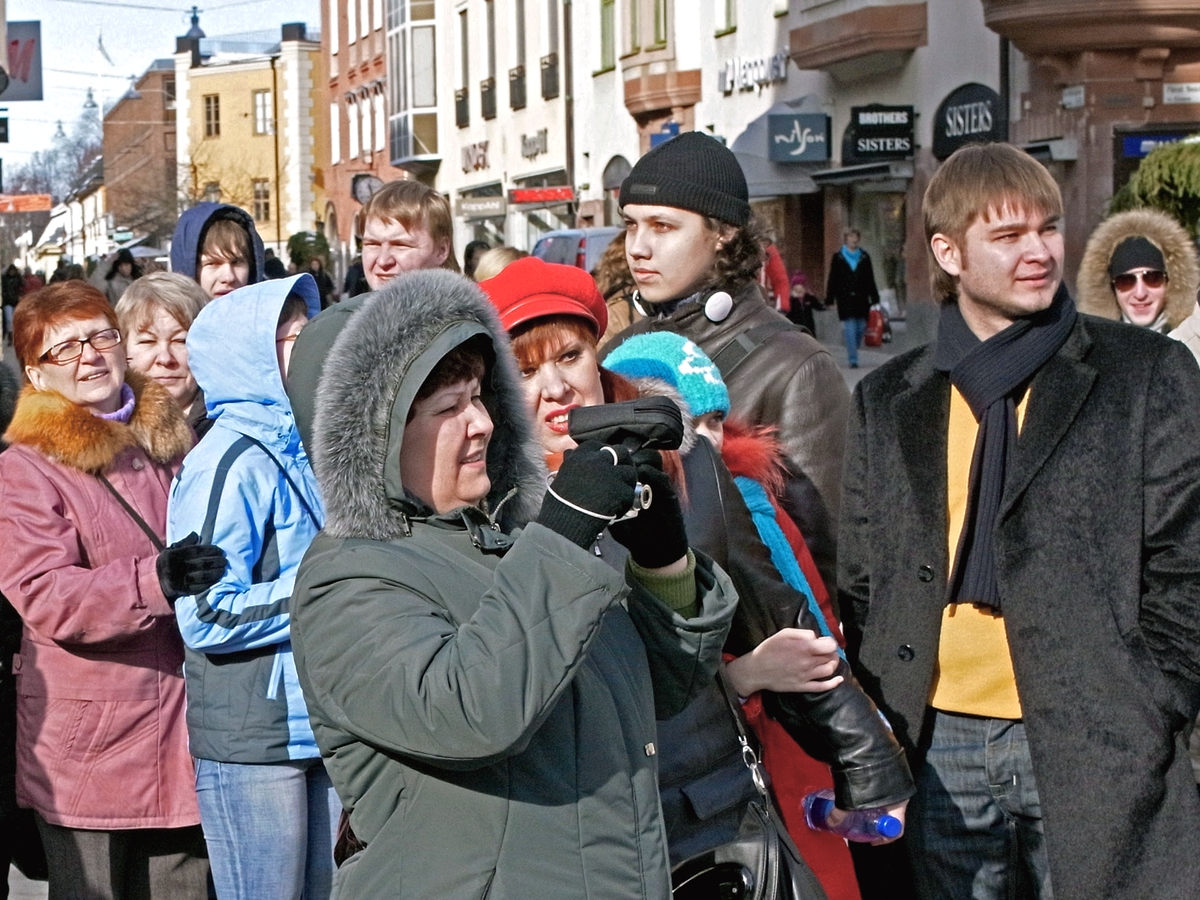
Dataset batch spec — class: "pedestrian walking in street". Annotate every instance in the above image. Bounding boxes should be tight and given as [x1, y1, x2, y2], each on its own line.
[103, 248, 142, 305]
[604, 131, 848, 601]
[825, 229, 879, 369]
[289, 268, 737, 899]
[0, 281, 226, 900]
[2, 264, 22, 343]
[166, 274, 335, 900]
[170, 203, 265, 299]
[841, 142, 1200, 900]
[115, 271, 212, 436]
[1077, 207, 1200, 336]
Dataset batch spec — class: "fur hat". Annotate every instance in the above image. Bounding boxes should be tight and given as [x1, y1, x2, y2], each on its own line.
[604, 332, 730, 419]
[479, 256, 608, 337]
[619, 132, 750, 227]
[1077, 208, 1200, 329]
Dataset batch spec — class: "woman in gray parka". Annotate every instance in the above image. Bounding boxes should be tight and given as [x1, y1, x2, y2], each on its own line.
[289, 269, 737, 900]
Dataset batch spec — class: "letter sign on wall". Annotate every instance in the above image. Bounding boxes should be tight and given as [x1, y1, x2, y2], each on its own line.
[842, 105, 914, 165]
[933, 83, 1005, 160]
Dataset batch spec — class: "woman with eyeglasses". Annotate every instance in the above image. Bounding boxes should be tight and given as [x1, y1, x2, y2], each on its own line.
[1078, 208, 1199, 334]
[0, 281, 227, 900]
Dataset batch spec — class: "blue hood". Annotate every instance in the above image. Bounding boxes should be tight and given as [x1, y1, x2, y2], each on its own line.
[171, 202, 267, 285]
[188, 274, 321, 437]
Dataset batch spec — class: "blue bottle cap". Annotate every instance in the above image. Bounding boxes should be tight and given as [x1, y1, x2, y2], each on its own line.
[875, 815, 902, 839]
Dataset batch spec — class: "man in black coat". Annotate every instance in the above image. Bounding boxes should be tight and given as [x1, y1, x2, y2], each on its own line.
[841, 142, 1200, 900]
[825, 229, 878, 368]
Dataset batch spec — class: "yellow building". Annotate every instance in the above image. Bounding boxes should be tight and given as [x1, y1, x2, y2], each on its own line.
[175, 23, 328, 255]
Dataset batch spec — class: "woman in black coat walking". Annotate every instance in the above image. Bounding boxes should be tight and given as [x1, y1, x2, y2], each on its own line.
[826, 230, 879, 368]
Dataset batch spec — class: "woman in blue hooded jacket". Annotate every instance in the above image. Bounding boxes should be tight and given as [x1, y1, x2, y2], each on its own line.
[167, 273, 337, 900]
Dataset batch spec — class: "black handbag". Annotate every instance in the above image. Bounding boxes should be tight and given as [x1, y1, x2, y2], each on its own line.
[671, 666, 827, 900]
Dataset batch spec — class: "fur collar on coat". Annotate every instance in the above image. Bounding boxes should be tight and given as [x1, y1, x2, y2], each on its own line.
[3, 370, 193, 474]
[314, 269, 546, 541]
[1076, 208, 1200, 329]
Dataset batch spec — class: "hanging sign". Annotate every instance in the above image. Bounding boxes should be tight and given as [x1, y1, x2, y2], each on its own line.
[842, 105, 914, 164]
[933, 83, 1005, 160]
[768, 114, 830, 162]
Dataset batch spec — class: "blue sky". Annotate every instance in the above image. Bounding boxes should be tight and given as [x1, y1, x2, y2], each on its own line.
[4, 0, 319, 175]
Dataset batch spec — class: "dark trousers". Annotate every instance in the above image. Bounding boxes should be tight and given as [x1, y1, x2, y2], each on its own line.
[35, 813, 210, 900]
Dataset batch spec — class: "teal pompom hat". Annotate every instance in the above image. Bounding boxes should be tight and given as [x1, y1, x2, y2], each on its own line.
[605, 332, 730, 418]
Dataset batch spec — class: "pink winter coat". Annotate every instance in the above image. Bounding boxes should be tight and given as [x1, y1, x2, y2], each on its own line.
[0, 373, 199, 829]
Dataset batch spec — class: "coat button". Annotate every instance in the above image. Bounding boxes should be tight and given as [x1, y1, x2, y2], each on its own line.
[917, 565, 934, 582]
[644, 742, 656, 757]
[131, 457, 145, 471]
[897, 645, 915, 662]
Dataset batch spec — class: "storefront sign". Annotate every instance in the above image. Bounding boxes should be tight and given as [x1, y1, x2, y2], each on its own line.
[768, 114, 830, 162]
[718, 49, 789, 95]
[1121, 134, 1189, 158]
[0, 22, 44, 102]
[933, 83, 1004, 160]
[843, 105, 914, 164]
[1164, 83, 1200, 105]
[508, 186, 575, 205]
[521, 128, 548, 160]
[1061, 85, 1085, 109]
[457, 195, 506, 220]
[461, 141, 490, 173]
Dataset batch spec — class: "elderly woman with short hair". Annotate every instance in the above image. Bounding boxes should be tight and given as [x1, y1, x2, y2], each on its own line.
[115, 271, 211, 435]
[0, 281, 225, 900]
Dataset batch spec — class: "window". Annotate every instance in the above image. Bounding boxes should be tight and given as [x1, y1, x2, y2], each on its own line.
[203, 94, 220, 137]
[485, 0, 496, 80]
[599, 0, 615, 71]
[373, 0, 383, 32]
[374, 92, 386, 152]
[547, 0, 559, 55]
[514, 0, 526, 66]
[653, 0, 667, 44]
[459, 10, 469, 89]
[348, 99, 360, 159]
[347, 0, 357, 44]
[329, 0, 339, 54]
[203, 181, 221, 202]
[388, 0, 438, 164]
[360, 0, 369, 39]
[626, 0, 639, 53]
[330, 102, 341, 163]
[253, 90, 274, 135]
[716, 0, 735, 34]
[252, 179, 271, 223]
[164, 77, 176, 110]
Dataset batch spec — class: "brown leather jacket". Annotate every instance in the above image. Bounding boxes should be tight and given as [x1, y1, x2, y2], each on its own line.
[602, 281, 849, 599]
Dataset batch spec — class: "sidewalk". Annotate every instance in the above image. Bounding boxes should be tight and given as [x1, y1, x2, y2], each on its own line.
[809, 304, 938, 390]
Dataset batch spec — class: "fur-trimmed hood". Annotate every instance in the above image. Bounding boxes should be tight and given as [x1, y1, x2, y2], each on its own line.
[313, 269, 546, 540]
[3, 370, 193, 473]
[1076, 208, 1200, 329]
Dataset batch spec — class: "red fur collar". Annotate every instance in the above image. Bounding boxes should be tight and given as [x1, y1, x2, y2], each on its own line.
[4, 370, 193, 473]
[721, 419, 787, 498]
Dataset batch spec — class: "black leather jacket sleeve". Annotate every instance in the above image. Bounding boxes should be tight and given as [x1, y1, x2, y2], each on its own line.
[682, 439, 914, 810]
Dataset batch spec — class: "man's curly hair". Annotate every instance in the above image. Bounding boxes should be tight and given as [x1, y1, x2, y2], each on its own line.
[707, 213, 768, 293]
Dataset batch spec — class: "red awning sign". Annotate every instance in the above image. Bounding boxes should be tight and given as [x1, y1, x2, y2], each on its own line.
[507, 186, 575, 205]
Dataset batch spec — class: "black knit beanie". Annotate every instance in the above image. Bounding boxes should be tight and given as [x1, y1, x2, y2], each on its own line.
[620, 132, 750, 227]
[1108, 236, 1165, 278]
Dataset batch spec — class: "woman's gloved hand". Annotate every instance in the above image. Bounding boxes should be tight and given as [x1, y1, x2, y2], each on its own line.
[157, 532, 228, 600]
[538, 440, 638, 549]
[608, 450, 688, 569]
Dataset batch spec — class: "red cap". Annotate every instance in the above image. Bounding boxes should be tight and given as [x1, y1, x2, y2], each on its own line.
[479, 256, 608, 337]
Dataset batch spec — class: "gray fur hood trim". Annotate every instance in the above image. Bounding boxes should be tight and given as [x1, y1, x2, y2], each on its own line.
[313, 269, 546, 540]
[1077, 208, 1200, 329]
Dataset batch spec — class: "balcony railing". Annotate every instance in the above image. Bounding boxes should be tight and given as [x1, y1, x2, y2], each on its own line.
[455, 88, 469, 128]
[540, 52, 559, 100]
[509, 65, 527, 110]
[480, 77, 497, 120]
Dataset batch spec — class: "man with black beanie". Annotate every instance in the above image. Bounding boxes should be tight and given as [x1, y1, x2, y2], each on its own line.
[602, 131, 848, 601]
[841, 142, 1200, 900]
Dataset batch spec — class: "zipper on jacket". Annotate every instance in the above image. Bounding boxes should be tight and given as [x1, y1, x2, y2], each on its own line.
[266, 647, 285, 700]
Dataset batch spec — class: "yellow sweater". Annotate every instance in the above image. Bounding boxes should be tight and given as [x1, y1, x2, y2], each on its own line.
[928, 387, 1026, 719]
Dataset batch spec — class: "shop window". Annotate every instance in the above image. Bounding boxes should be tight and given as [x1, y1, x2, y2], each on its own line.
[253, 90, 274, 135]
[252, 179, 271, 223]
[599, 0, 615, 73]
[387, 0, 439, 165]
[203, 94, 220, 138]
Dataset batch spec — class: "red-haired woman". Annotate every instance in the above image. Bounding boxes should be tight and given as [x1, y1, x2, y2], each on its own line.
[0, 282, 225, 900]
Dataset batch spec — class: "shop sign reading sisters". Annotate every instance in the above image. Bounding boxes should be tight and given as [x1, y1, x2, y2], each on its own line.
[842, 105, 914, 164]
[933, 83, 1005, 160]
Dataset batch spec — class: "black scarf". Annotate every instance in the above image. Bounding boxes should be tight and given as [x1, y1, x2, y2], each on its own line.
[932, 285, 1077, 611]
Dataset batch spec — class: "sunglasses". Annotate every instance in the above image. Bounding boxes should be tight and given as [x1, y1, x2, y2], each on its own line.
[1111, 270, 1168, 292]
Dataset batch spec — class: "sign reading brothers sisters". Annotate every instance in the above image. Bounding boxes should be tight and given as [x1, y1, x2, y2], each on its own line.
[933, 83, 1006, 160]
[842, 105, 914, 165]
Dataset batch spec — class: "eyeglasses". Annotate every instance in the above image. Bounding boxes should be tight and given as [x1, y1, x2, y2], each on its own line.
[39, 328, 122, 365]
[1111, 270, 1168, 292]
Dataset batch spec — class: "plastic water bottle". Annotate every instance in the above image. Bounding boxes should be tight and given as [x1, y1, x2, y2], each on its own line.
[802, 789, 902, 842]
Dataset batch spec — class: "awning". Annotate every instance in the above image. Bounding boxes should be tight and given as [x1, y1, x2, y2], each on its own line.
[1020, 138, 1078, 162]
[731, 95, 826, 197]
[811, 159, 914, 185]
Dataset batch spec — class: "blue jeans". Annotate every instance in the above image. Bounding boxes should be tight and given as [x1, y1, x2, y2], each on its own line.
[195, 757, 340, 900]
[842, 317, 867, 366]
[908, 710, 1053, 900]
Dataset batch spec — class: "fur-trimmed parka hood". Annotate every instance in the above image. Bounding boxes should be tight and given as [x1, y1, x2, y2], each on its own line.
[1076, 208, 1200, 330]
[3, 370, 193, 473]
[314, 269, 546, 540]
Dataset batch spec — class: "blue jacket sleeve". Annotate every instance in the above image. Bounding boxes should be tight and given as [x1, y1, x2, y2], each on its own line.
[168, 446, 298, 654]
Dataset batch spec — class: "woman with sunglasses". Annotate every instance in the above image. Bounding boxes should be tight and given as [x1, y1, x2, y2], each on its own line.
[1077, 208, 1199, 334]
[0, 282, 226, 900]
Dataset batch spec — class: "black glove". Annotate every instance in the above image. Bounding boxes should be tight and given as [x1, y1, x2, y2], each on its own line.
[608, 451, 688, 569]
[157, 532, 228, 601]
[537, 440, 639, 549]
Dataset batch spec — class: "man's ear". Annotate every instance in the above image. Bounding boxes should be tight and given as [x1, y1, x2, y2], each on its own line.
[433, 240, 451, 267]
[930, 233, 962, 278]
[716, 223, 738, 250]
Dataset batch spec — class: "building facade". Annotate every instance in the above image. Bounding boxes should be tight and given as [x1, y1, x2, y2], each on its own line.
[175, 23, 328, 259]
[103, 59, 178, 250]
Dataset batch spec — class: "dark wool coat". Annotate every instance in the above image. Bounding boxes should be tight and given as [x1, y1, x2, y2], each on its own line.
[826, 251, 879, 322]
[840, 314, 1200, 900]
